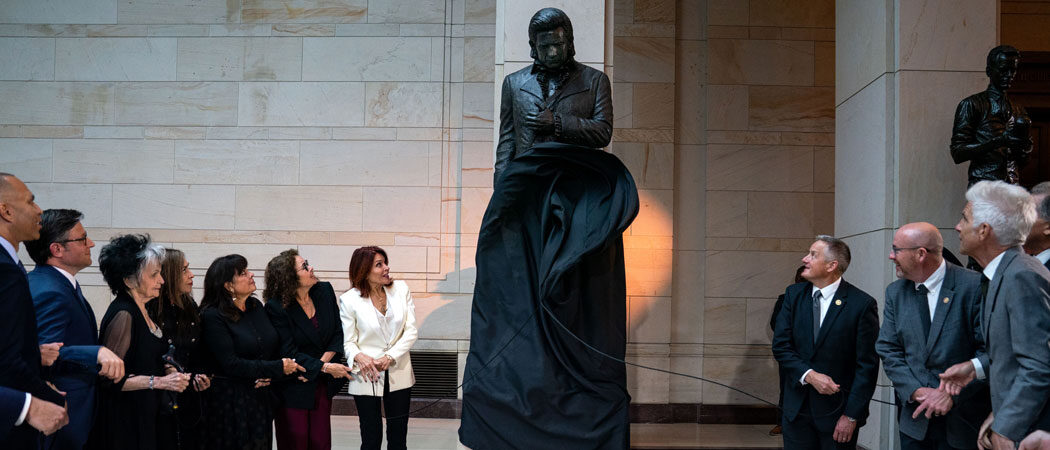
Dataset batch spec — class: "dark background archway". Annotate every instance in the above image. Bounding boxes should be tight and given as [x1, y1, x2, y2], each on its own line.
[1012, 51, 1050, 188]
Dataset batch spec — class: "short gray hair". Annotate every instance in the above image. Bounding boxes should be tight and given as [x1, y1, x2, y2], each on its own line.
[1030, 181, 1050, 196]
[815, 234, 851, 274]
[1030, 182, 1050, 222]
[966, 181, 1036, 247]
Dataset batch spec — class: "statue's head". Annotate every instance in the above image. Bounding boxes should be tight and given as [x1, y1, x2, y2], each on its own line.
[986, 45, 1021, 91]
[528, 7, 575, 70]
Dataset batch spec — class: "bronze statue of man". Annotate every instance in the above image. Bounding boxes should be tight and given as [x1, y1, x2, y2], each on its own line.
[951, 45, 1032, 187]
[493, 7, 613, 183]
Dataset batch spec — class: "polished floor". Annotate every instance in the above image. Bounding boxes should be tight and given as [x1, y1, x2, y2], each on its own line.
[326, 417, 784, 449]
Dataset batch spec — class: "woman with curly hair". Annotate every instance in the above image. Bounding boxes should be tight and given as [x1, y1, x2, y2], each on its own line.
[338, 246, 418, 450]
[148, 248, 210, 450]
[198, 254, 304, 450]
[93, 234, 190, 450]
[264, 249, 352, 450]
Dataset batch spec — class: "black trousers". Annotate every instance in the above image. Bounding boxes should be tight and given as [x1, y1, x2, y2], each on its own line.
[352, 372, 412, 450]
[782, 407, 858, 450]
[899, 417, 955, 450]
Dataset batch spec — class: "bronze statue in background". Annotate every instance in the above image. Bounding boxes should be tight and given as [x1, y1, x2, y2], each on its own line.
[951, 45, 1033, 187]
[493, 7, 613, 184]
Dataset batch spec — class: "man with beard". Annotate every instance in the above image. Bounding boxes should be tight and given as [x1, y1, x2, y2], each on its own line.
[492, 7, 613, 183]
[876, 222, 989, 449]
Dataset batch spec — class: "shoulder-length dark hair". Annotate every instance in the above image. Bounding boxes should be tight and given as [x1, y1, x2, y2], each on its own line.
[348, 246, 391, 299]
[152, 248, 201, 336]
[264, 249, 300, 308]
[200, 254, 253, 322]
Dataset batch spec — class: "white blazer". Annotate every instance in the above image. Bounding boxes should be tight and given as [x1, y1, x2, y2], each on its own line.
[338, 279, 417, 395]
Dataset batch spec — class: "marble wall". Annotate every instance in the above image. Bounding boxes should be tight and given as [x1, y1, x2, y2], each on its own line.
[5, 0, 842, 414]
[4, 0, 499, 362]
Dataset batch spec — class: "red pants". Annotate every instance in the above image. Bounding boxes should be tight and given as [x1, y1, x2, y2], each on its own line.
[275, 381, 333, 450]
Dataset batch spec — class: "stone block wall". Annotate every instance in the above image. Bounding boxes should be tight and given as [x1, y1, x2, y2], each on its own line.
[1, 0, 498, 359]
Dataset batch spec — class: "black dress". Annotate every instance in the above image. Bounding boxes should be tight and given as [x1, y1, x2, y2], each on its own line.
[92, 293, 168, 450]
[199, 299, 287, 450]
[148, 297, 205, 450]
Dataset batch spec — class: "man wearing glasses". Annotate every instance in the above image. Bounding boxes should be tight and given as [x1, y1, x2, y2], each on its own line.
[25, 209, 124, 450]
[876, 222, 990, 449]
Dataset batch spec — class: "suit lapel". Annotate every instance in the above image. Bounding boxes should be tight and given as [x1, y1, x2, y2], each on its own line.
[814, 281, 848, 350]
[924, 267, 957, 361]
[984, 249, 1018, 339]
[550, 68, 589, 107]
[288, 301, 323, 349]
[518, 73, 544, 102]
[41, 265, 98, 336]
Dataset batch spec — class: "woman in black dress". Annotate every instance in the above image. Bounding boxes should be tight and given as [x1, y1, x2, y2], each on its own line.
[199, 254, 305, 450]
[263, 249, 351, 450]
[149, 248, 211, 450]
[93, 234, 191, 450]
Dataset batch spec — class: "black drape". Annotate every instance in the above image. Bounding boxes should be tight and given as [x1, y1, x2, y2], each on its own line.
[459, 143, 638, 449]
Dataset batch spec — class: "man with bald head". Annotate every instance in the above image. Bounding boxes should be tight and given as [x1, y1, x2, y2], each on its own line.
[1024, 182, 1050, 271]
[0, 172, 69, 448]
[877, 222, 990, 449]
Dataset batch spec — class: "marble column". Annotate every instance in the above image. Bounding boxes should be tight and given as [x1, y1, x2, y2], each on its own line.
[835, 0, 996, 448]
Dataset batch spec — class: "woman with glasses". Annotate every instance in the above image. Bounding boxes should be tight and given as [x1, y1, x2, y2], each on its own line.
[263, 250, 352, 450]
[148, 248, 210, 450]
[199, 254, 305, 450]
[338, 246, 418, 450]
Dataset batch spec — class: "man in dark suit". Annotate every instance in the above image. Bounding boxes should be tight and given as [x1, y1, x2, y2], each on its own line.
[1, 386, 68, 442]
[493, 7, 612, 183]
[941, 180, 1050, 449]
[0, 172, 69, 448]
[876, 222, 990, 449]
[1024, 182, 1050, 270]
[25, 209, 124, 449]
[772, 235, 880, 449]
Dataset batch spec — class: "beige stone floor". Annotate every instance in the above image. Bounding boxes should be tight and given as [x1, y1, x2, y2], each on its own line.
[324, 417, 784, 449]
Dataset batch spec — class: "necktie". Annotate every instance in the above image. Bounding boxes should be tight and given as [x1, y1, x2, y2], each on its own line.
[812, 290, 822, 343]
[17, 260, 27, 276]
[916, 284, 931, 339]
[980, 275, 990, 302]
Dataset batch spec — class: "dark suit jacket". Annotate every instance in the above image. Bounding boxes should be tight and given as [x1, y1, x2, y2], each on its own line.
[0, 249, 66, 448]
[265, 282, 346, 409]
[28, 264, 101, 448]
[875, 263, 990, 448]
[772, 279, 880, 431]
[494, 61, 612, 183]
[0, 386, 27, 443]
[29, 265, 100, 386]
[980, 247, 1050, 441]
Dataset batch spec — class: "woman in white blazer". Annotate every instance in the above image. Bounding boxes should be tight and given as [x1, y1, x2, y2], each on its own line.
[338, 246, 417, 450]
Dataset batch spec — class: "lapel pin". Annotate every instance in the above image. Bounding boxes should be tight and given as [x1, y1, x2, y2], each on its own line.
[835, 299, 842, 306]
[943, 297, 949, 304]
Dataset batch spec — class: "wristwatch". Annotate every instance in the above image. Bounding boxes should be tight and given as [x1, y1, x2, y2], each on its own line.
[845, 416, 856, 423]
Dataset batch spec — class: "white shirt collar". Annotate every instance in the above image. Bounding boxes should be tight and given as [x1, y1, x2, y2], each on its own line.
[918, 260, 947, 295]
[1036, 248, 1050, 265]
[811, 276, 842, 301]
[51, 265, 78, 289]
[982, 250, 1008, 280]
[0, 235, 20, 266]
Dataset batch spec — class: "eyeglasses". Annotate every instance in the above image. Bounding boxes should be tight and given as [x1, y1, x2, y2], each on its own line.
[298, 260, 310, 272]
[56, 235, 88, 245]
[891, 246, 925, 255]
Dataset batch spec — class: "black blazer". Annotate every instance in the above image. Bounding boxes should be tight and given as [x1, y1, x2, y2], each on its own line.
[772, 279, 880, 431]
[0, 249, 66, 448]
[266, 282, 346, 409]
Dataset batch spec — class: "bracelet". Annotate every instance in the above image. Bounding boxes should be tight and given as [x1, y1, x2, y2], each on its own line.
[149, 375, 155, 390]
[321, 363, 329, 374]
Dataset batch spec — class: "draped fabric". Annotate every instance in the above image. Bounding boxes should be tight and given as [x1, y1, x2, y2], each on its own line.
[459, 143, 638, 449]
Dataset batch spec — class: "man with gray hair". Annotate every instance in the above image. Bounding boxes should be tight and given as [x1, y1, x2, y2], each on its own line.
[773, 235, 879, 449]
[940, 180, 1050, 449]
[1024, 181, 1050, 271]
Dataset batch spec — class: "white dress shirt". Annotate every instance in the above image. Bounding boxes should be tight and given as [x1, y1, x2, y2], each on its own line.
[14, 392, 30, 426]
[969, 251, 1011, 381]
[0, 235, 20, 266]
[800, 277, 842, 385]
[916, 260, 947, 324]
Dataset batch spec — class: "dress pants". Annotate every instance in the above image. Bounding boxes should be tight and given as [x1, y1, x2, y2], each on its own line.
[276, 380, 333, 450]
[899, 417, 955, 450]
[782, 401, 858, 450]
[352, 372, 411, 450]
